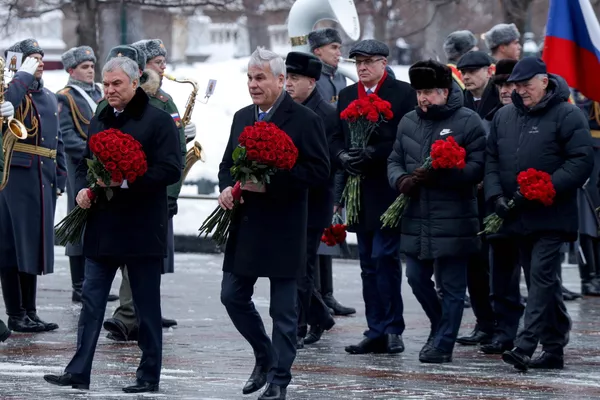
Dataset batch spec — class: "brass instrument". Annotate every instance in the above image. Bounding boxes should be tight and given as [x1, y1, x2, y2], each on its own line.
[162, 73, 204, 179]
[0, 56, 28, 191]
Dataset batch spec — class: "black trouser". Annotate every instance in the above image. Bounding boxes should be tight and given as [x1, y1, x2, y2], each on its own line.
[65, 257, 163, 384]
[221, 272, 297, 388]
[315, 255, 334, 297]
[466, 239, 495, 334]
[70, 255, 86, 290]
[297, 229, 333, 338]
[578, 234, 600, 284]
[0, 267, 37, 317]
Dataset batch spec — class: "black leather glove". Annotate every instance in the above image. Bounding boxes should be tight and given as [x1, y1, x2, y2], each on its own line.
[396, 175, 418, 196]
[167, 201, 178, 219]
[338, 150, 362, 176]
[494, 196, 511, 219]
[413, 167, 434, 183]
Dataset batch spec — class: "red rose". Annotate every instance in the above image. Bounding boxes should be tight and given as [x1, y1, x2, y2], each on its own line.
[112, 170, 124, 182]
[256, 141, 267, 151]
[105, 140, 118, 152]
[111, 151, 123, 162]
[105, 161, 117, 172]
[100, 151, 111, 161]
[126, 171, 138, 182]
[119, 145, 129, 154]
[247, 149, 260, 160]
[118, 160, 133, 172]
[259, 150, 269, 162]
[245, 139, 257, 149]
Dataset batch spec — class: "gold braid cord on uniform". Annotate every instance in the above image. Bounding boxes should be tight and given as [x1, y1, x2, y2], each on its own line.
[592, 101, 600, 127]
[58, 89, 89, 139]
[15, 95, 39, 138]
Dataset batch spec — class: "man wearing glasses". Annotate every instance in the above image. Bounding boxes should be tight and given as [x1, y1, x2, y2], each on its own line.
[331, 39, 416, 355]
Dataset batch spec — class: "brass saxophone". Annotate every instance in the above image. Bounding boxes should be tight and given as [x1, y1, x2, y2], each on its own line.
[0, 56, 28, 191]
[162, 73, 204, 180]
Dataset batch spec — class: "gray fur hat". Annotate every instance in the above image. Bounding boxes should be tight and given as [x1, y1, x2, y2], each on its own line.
[443, 30, 477, 62]
[484, 23, 521, 50]
[5, 38, 44, 58]
[308, 28, 342, 52]
[131, 39, 167, 62]
[106, 45, 146, 71]
[61, 46, 96, 71]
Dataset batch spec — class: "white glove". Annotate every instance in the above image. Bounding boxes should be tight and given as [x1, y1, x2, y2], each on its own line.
[184, 122, 197, 142]
[0, 102, 14, 118]
[18, 57, 39, 75]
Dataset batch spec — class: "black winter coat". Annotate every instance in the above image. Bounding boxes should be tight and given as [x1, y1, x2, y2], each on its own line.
[484, 75, 594, 240]
[219, 92, 330, 278]
[303, 89, 336, 230]
[387, 85, 486, 260]
[331, 74, 416, 232]
[76, 88, 182, 259]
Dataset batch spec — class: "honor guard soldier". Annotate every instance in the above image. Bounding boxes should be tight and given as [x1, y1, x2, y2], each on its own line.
[57, 46, 119, 304]
[443, 30, 478, 90]
[484, 23, 522, 64]
[0, 38, 67, 332]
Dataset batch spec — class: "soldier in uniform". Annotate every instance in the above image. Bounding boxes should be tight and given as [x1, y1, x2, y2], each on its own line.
[443, 30, 478, 90]
[484, 23, 522, 63]
[56, 45, 119, 303]
[102, 39, 188, 341]
[0, 38, 67, 332]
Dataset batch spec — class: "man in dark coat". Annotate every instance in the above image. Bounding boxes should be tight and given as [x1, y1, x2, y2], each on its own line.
[388, 60, 486, 363]
[453, 50, 499, 347]
[43, 56, 182, 393]
[56, 45, 119, 304]
[285, 51, 336, 349]
[331, 39, 416, 355]
[218, 47, 329, 400]
[485, 57, 593, 371]
[0, 38, 67, 333]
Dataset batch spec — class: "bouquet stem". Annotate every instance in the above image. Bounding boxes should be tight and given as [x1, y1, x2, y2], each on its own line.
[479, 200, 515, 235]
[380, 194, 408, 228]
[199, 204, 237, 246]
[54, 206, 90, 246]
[342, 175, 361, 225]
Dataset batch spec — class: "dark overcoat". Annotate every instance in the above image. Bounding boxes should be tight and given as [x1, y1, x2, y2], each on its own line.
[331, 73, 417, 232]
[76, 87, 182, 260]
[484, 75, 594, 241]
[0, 71, 67, 274]
[387, 85, 486, 260]
[219, 92, 330, 279]
[56, 83, 103, 256]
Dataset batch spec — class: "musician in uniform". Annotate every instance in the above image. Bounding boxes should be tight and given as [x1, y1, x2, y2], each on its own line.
[102, 39, 188, 341]
[443, 30, 478, 90]
[56, 45, 119, 304]
[0, 38, 67, 332]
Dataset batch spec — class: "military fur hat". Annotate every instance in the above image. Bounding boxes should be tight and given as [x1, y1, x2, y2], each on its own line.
[443, 30, 477, 63]
[106, 45, 146, 71]
[484, 23, 520, 50]
[491, 58, 518, 85]
[61, 46, 96, 71]
[131, 39, 167, 63]
[308, 28, 342, 52]
[409, 60, 453, 90]
[285, 51, 322, 80]
[5, 38, 44, 58]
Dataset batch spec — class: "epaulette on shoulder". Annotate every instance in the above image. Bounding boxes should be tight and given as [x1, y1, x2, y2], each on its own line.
[57, 87, 71, 96]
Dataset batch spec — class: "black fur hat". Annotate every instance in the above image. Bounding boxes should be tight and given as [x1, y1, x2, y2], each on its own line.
[408, 60, 453, 90]
[285, 51, 322, 80]
[491, 59, 518, 85]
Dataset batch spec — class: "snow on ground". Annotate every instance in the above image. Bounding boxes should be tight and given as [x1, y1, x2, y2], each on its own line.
[45, 61, 410, 243]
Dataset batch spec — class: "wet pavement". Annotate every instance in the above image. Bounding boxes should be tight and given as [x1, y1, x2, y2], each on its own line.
[0, 249, 598, 399]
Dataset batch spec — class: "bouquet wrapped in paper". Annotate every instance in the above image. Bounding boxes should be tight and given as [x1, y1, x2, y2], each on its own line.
[54, 128, 148, 245]
[199, 121, 298, 245]
[321, 212, 347, 247]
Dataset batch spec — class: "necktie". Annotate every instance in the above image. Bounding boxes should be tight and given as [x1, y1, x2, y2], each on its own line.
[258, 112, 267, 121]
[474, 100, 481, 109]
[366, 89, 373, 95]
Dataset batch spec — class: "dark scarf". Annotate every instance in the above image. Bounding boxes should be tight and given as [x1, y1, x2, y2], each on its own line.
[28, 78, 43, 91]
[321, 62, 337, 77]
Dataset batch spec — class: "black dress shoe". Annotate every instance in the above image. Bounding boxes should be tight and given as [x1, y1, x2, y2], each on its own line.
[72, 290, 118, 302]
[106, 332, 128, 341]
[456, 329, 492, 346]
[386, 334, 405, 353]
[44, 373, 89, 390]
[122, 380, 159, 393]
[304, 325, 324, 345]
[419, 347, 452, 363]
[419, 334, 435, 358]
[562, 285, 581, 301]
[8, 316, 45, 332]
[0, 320, 10, 342]
[258, 383, 286, 400]
[323, 294, 356, 316]
[103, 318, 129, 339]
[296, 336, 304, 349]
[27, 313, 59, 332]
[582, 282, 600, 296]
[529, 351, 564, 369]
[242, 364, 269, 394]
[502, 347, 530, 371]
[162, 317, 177, 328]
[345, 336, 386, 354]
[480, 340, 513, 355]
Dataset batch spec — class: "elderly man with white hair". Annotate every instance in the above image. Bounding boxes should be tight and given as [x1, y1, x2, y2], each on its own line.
[43, 56, 182, 393]
[218, 47, 329, 400]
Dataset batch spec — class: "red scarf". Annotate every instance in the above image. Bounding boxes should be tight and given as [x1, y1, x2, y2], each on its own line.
[357, 70, 388, 99]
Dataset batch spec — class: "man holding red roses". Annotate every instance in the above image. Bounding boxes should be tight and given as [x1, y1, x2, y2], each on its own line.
[485, 57, 593, 371]
[44, 56, 182, 393]
[387, 60, 486, 363]
[331, 39, 416, 355]
[218, 47, 329, 400]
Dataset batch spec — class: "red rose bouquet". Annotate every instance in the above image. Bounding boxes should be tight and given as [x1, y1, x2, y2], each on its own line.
[199, 121, 298, 245]
[321, 212, 347, 247]
[340, 94, 393, 225]
[54, 128, 148, 245]
[480, 168, 556, 235]
[381, 136, 466, 228]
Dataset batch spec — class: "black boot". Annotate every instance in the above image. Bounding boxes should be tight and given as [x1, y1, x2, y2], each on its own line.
[161, 317, 177, 328]
[456, 327, 493, 346]
[529, 351, 564, 369]
[0, 320, 10, 342]
[8, 316, 45, 332]
[304, 325, 324, 345]
[258, 383, 286, 400]
[27, 313, 58, 332]
[419, 347, 452, 363]
[242, 364, 269, 395]
[322, 293, 356, 316]
[502, 347, 530, 371]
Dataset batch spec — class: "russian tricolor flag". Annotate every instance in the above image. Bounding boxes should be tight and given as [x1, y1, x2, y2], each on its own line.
[543, 0, 600, 102]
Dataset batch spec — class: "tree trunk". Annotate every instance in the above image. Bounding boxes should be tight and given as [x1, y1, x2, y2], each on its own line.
[500, 0, 532, 38]
[243, 0, 271, 51]
[73, 0, 101, 77]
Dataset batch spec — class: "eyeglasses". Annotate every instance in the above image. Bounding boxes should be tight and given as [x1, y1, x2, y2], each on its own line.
[355, 58, 384, 67]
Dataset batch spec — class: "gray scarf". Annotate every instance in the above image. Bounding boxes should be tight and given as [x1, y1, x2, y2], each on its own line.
[28, 78, 43, 91]
[67, 77, 103, 103]
[321, 62, 337, 77]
